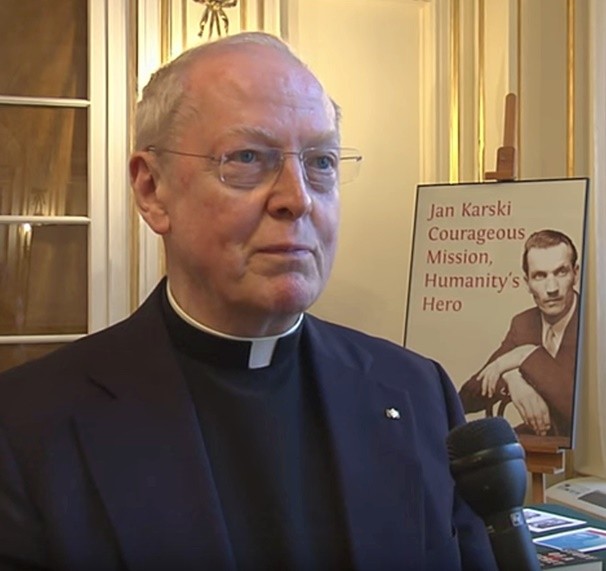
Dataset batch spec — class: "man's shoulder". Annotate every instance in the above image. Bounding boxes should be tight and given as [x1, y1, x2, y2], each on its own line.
[0, 283, 164, 400]
[304, 314, 440, 373]
[510, 305, 542, 327]
[304, 315, 462, 423]
[0, 312, 143, 424]
[1, 321, 120, 376]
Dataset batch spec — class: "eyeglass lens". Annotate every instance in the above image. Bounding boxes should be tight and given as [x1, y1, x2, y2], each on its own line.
[219, 148, 361, 190]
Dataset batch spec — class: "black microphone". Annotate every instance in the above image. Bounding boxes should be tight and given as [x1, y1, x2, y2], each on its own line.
[447, 417, 540, 571]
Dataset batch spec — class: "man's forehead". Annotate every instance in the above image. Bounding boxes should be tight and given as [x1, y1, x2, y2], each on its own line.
[180, 45, 338, 136]
[186, 44, 325, 97]
[527, 243, 574, 268]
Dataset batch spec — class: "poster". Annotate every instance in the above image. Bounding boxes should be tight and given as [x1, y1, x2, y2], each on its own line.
[404, 178, 589, 449]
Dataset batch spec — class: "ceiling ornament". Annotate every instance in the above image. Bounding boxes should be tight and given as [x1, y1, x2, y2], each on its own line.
[192, 0, 238, 39]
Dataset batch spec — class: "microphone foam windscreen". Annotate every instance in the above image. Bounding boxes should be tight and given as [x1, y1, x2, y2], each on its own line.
[447, 417, 518, 462]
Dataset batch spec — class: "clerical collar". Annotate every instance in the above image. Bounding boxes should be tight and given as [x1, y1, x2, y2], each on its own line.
[164, 282, 303, 369]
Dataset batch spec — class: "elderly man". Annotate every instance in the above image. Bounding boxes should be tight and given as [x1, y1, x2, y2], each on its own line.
[0, 33, 496, 570]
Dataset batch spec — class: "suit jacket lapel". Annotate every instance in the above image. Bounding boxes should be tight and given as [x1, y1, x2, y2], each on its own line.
[303, 317, 426, 570]
[562, 302, 579, 349]
[74, 285, 236, 571]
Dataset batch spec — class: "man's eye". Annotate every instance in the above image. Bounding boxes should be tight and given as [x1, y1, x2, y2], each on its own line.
[316, 155, 334, 170]
[226, 149, 260, 164]
[308, 152, 337, 170]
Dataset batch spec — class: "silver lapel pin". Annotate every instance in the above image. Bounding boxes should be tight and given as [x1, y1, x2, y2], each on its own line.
[385, 407, 401, 420]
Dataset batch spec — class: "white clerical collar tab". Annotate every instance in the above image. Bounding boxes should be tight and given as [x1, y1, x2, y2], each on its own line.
[166, 282, 303, 369]
[248, 338, 279, 369]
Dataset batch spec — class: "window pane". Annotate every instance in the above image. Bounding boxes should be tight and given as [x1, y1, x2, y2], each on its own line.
[0, 105, 88, 216]
[0, 1, 87, 98]
[0, 343, 64, 374]
[0, 224, 88, 335]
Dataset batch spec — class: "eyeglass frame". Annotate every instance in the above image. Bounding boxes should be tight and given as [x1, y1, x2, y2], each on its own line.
[145, 145, 362, 190]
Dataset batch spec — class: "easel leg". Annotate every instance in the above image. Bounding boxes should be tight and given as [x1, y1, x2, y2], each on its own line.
[525, 448, 564, 505]
[564, 449, 575, 479]
[531, 472, 546, 504]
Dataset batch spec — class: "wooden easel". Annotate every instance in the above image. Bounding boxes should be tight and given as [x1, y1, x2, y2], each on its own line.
[485, 93, 517, 181]
[485, 93, 566, 503]
[522, 438, 566, 504]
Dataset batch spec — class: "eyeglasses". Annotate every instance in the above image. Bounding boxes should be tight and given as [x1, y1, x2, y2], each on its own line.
[146, 145, 362, 191]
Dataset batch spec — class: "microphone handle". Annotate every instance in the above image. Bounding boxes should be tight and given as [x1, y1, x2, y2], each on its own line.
[485, 508, 541, 571]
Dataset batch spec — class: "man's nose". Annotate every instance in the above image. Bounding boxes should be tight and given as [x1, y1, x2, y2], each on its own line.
[545, 275, 560, 294]
[267, 155, 312, 219]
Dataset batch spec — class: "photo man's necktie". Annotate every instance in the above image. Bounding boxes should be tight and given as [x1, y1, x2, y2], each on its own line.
[544, 326, 558, 357]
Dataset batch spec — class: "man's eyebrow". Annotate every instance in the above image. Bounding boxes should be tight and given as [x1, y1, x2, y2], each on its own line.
[531, 263, 571, 277]
[222, 126, 340, 147]
[309, 132, 341, 147]
[223, 126, 277, 143]
[531, 270, 546, 277]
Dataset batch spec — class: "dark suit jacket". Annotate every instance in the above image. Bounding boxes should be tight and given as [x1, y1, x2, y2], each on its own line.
[0, 284, 496, 571]
[459, 303, 579, 437]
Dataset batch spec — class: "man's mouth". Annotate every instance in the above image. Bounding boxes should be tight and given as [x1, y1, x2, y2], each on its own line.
[258, 244, 312, 255]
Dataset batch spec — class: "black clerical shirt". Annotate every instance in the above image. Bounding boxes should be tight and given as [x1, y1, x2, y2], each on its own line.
[161, 292, 352, 571]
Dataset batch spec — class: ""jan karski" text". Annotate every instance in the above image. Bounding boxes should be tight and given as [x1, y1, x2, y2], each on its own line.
[426, 200, 512, 221]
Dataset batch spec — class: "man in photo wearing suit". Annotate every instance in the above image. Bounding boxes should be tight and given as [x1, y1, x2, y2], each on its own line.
[0, 33, 496, 570]
[459, 229, 580, 438]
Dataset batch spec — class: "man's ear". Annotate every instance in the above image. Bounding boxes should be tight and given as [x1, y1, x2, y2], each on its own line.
[129, 152, 170, 235]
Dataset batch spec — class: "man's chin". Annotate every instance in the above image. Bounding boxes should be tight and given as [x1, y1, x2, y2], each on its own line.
[268, 292, 317, 316]
[262, 277, 322, 315]
[541, 304, 566, 319]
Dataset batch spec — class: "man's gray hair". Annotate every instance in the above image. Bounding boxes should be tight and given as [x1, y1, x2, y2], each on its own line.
[134, 32, 339, 151]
